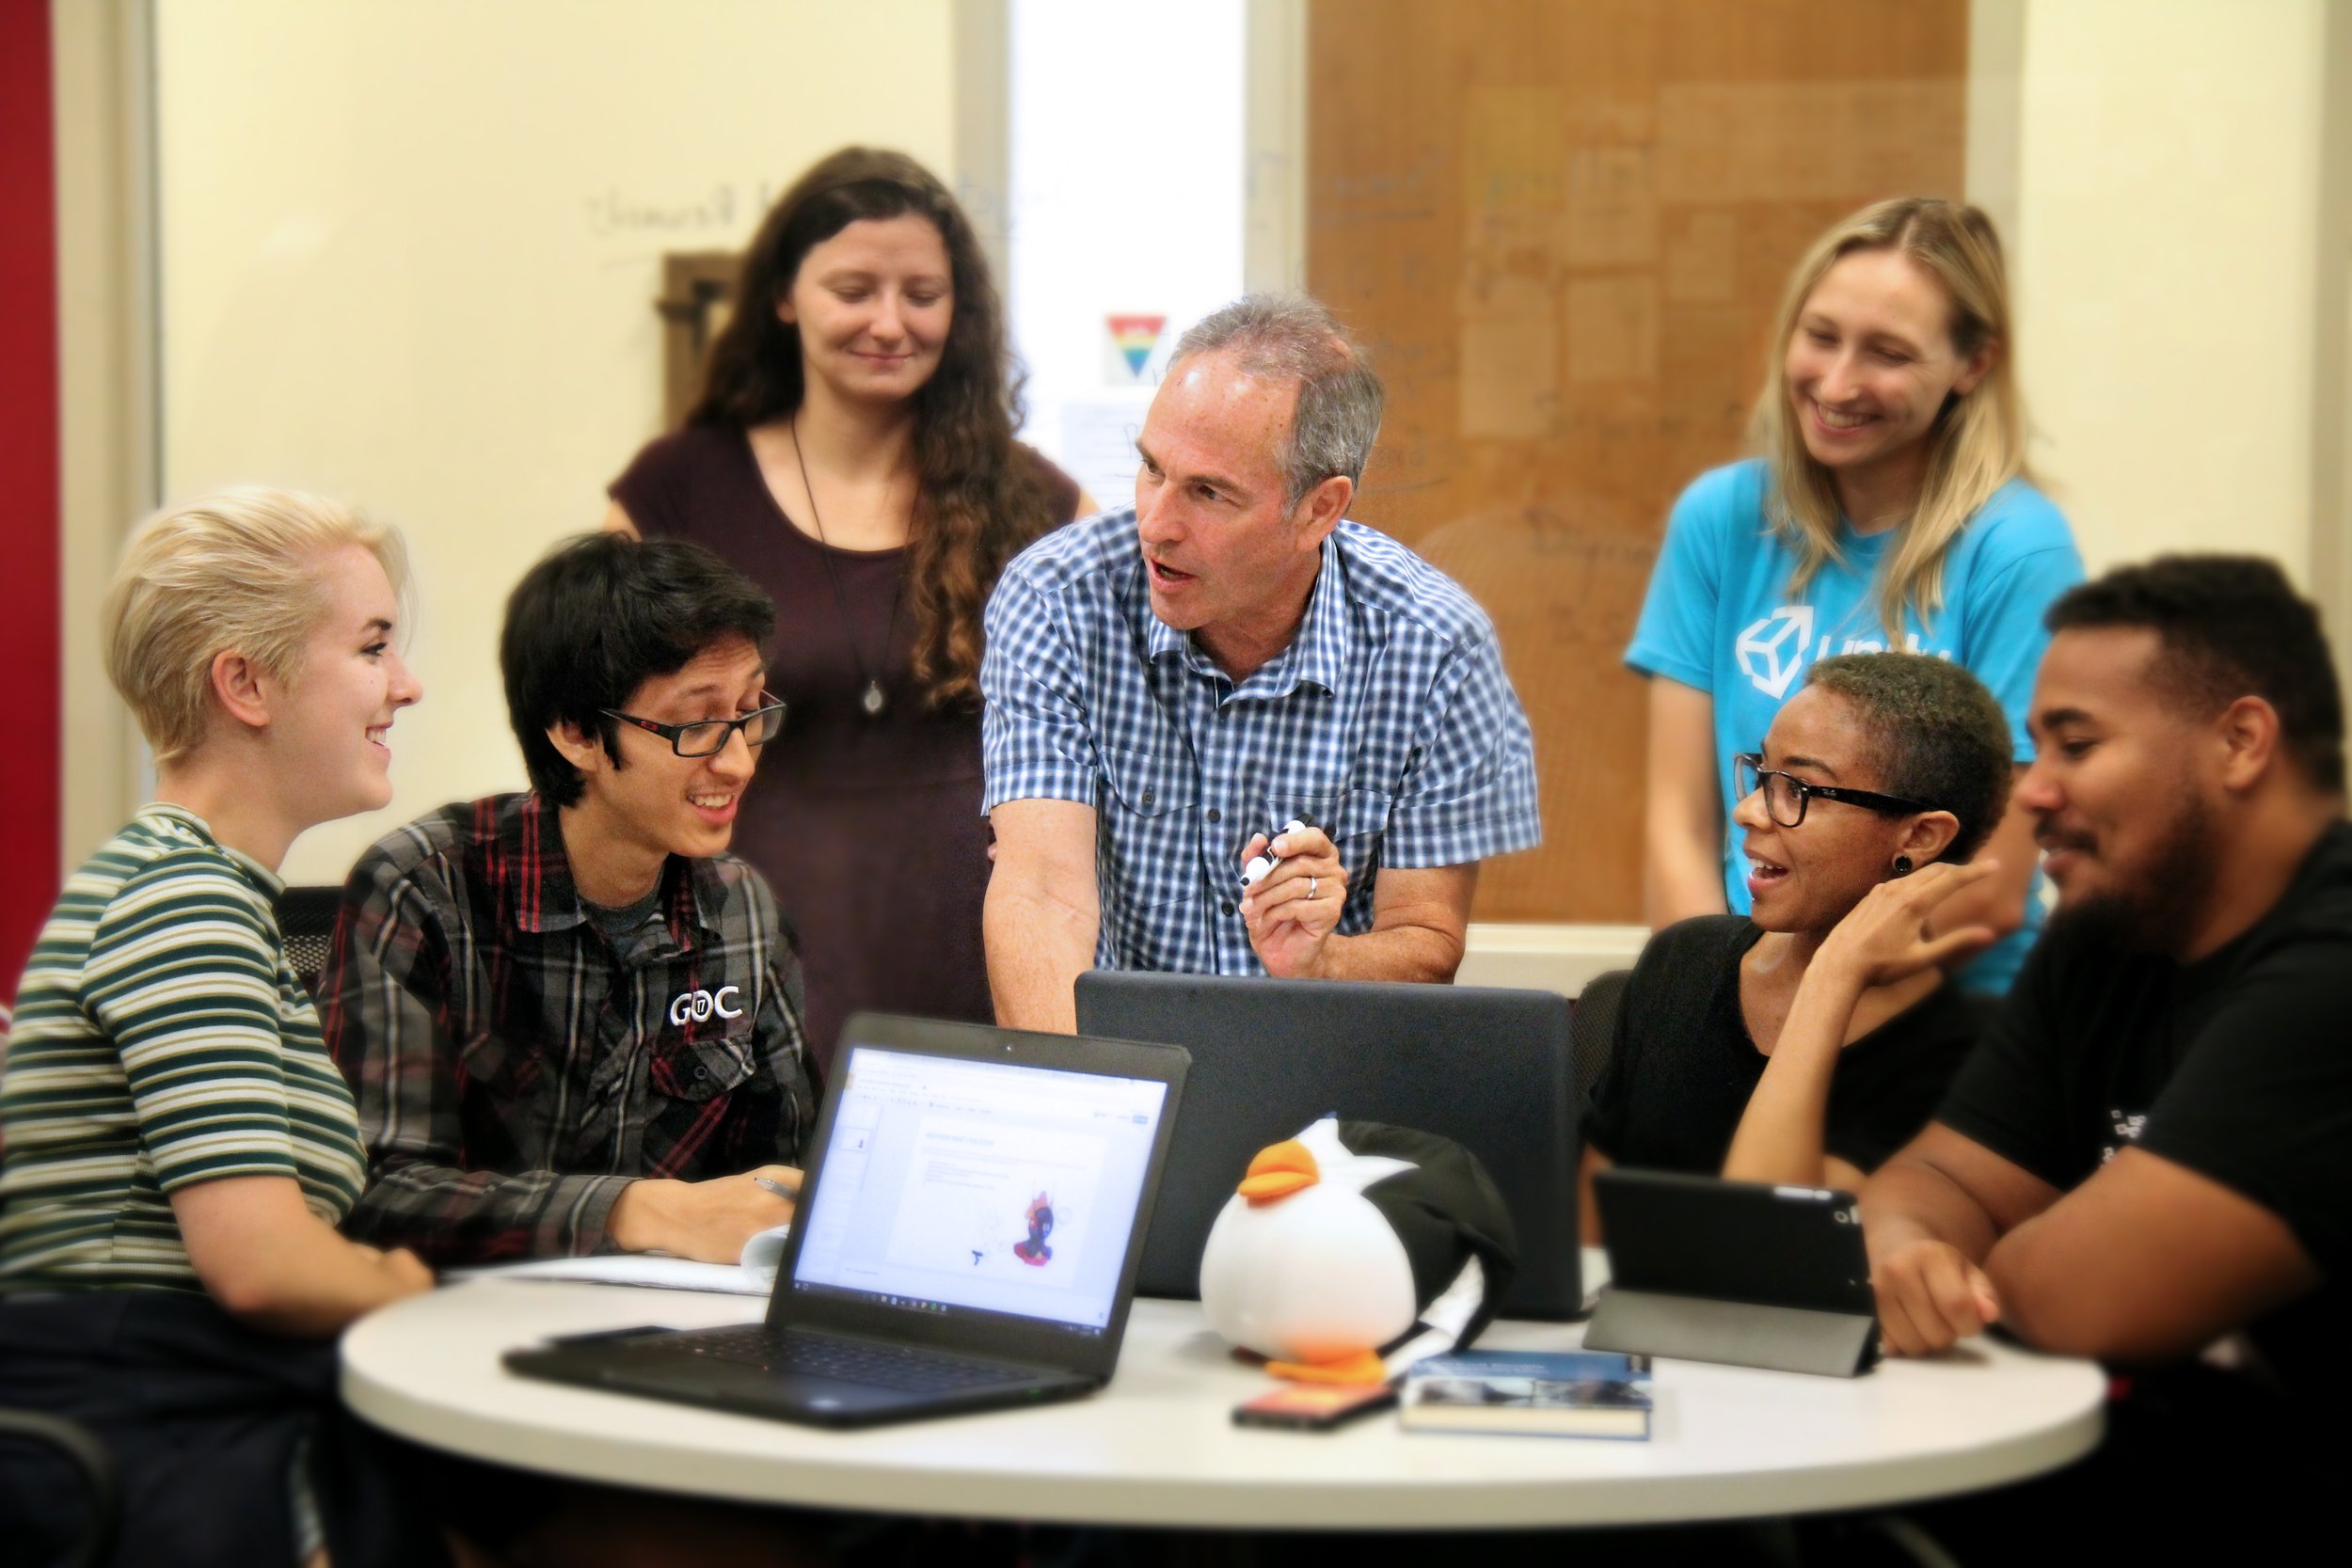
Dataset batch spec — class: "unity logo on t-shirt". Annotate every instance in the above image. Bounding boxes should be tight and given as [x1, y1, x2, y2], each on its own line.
[2101, 1108, 2149, 1164]
[1735, 606, 1952, 700]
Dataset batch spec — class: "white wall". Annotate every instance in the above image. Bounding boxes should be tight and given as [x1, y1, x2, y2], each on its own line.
[2010, 0, 2327, 580]
[1006, 0, 1248, 505]
[151, 0, 957, 884]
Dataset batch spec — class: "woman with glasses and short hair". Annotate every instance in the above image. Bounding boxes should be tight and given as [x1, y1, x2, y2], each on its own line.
[1581, 652, 2014, 1234]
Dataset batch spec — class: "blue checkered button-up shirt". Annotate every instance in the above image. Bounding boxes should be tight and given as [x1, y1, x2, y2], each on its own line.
[981, 510, 1541, 974]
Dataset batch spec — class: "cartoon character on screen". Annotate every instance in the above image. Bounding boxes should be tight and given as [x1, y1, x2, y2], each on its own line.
[1013, 1191, 1055, 1266]
[1198, 1117, 1517, 1386]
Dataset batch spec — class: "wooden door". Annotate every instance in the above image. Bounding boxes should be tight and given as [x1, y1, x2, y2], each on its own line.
[1307, 0, 1968, 920]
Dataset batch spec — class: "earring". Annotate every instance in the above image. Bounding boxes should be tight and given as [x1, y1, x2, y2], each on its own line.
[1892, 855, 1914, 876]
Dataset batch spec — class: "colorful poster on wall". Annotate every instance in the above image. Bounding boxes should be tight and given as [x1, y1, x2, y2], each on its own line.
[1104, 313, 1168, 385]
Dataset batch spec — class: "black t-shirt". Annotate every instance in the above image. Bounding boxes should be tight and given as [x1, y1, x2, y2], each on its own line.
[1583, 916, 1982, 1179]
[1938, 821, 2352, 1403]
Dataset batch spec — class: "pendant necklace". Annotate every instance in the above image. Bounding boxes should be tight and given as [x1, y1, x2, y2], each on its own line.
[792, 413, 904, 721]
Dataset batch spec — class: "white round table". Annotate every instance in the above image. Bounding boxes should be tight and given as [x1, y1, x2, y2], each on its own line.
[342, 1272, 2106, 1529]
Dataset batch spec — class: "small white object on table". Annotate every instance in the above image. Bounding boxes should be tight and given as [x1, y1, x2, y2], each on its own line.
[342, 1249, 2104, 1530]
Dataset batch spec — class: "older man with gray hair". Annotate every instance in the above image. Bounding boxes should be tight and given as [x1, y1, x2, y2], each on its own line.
[980, 293, 1540, 1031]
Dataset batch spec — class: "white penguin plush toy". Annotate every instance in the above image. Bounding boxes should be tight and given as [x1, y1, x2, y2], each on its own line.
[1198, 1117, 1516, 1385]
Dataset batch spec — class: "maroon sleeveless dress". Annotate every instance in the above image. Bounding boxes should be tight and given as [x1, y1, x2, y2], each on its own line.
[612, 425, 1081, 1076]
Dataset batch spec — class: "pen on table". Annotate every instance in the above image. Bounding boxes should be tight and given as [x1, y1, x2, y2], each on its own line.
[753, 1175, 795, 1198]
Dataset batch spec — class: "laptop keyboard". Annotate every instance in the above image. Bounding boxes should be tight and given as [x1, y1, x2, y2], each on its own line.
[649, 1324, 1032, 1394]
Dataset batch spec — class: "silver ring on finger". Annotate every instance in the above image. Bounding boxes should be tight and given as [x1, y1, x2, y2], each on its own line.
[1309, 876, 1319, 900]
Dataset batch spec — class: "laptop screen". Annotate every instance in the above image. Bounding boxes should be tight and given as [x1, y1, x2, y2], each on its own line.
[787, 1045, 1171, 1336]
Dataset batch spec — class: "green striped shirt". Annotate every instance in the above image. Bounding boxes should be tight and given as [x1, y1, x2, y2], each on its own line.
[0, 805, 367, 1295]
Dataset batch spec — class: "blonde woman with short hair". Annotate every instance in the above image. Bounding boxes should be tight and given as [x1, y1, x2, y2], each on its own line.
[1628, 197, 2084, 994]
[0, 489, 465, 1565]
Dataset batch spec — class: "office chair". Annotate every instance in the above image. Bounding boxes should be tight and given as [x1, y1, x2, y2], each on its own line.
[274, 887, 344, 1002]
[1570, 968, 1630, 1101]
[0, 1408, 119, 1568]
[0, 1010, 118, 1566]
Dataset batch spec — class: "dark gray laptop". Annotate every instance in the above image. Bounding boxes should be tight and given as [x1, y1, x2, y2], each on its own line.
[504, 1014, 1188, 1428]
[1073, 972, 1580, 1319]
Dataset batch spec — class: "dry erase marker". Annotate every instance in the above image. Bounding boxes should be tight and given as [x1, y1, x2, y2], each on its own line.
[1240, 818, 1311, 887]
[753, 1175, 795, 1198]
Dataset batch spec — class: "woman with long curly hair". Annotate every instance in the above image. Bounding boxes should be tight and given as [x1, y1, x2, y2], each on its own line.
[607, 147, 1086, 1073]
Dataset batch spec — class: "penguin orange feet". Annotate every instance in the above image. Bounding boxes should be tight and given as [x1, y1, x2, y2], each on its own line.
[1265, 1349, 1390, 1386]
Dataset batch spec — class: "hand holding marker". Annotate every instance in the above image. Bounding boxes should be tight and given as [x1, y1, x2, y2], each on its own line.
[1241, 819, 1311, 888]
[1237, 816, 1344, 975]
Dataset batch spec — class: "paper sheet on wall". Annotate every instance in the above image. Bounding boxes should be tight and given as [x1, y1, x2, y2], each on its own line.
[1457, 274, 1557, 440]
[1057, 397, 1151, 513]
[1565, 277, 1660, 385]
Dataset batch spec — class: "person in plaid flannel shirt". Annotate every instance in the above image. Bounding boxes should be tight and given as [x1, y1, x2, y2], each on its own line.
[320, 534, 816, 1267]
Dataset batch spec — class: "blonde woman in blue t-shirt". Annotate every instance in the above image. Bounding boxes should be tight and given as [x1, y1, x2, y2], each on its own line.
[1628, 197, 2083, 993]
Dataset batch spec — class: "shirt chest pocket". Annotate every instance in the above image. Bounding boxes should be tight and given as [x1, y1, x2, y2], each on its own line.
[650, 1019, 759, 1103]
[1265, 785, 1391, 923]
[1097, 746, 1200, 914]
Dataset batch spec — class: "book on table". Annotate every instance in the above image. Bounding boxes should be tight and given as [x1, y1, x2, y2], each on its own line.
[1398, 1350, 1653, 1440]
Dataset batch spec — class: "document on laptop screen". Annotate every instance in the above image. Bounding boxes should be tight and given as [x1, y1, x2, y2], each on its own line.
[787, 1046, 1169, 1334]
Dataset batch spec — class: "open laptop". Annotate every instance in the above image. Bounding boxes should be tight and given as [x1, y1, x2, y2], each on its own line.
[1073, 972, 1581, 1319]
[504, 1014, 1188, 1428]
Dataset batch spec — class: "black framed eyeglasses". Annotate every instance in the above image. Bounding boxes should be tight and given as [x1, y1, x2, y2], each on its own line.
[602, 697, 787, 758]
[1734, 752, 1931, 829]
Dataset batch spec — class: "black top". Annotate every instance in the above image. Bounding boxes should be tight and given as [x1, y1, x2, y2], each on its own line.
[1939, 820, 2352, 1404]
[1583, 916, 1982, 1178]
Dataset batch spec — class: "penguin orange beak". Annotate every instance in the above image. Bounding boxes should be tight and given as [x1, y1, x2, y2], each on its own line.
[1236, 1138, 1320, 1204]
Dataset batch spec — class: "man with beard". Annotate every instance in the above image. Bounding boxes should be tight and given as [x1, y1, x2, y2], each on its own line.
[1860, 555, 2348, 1538]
